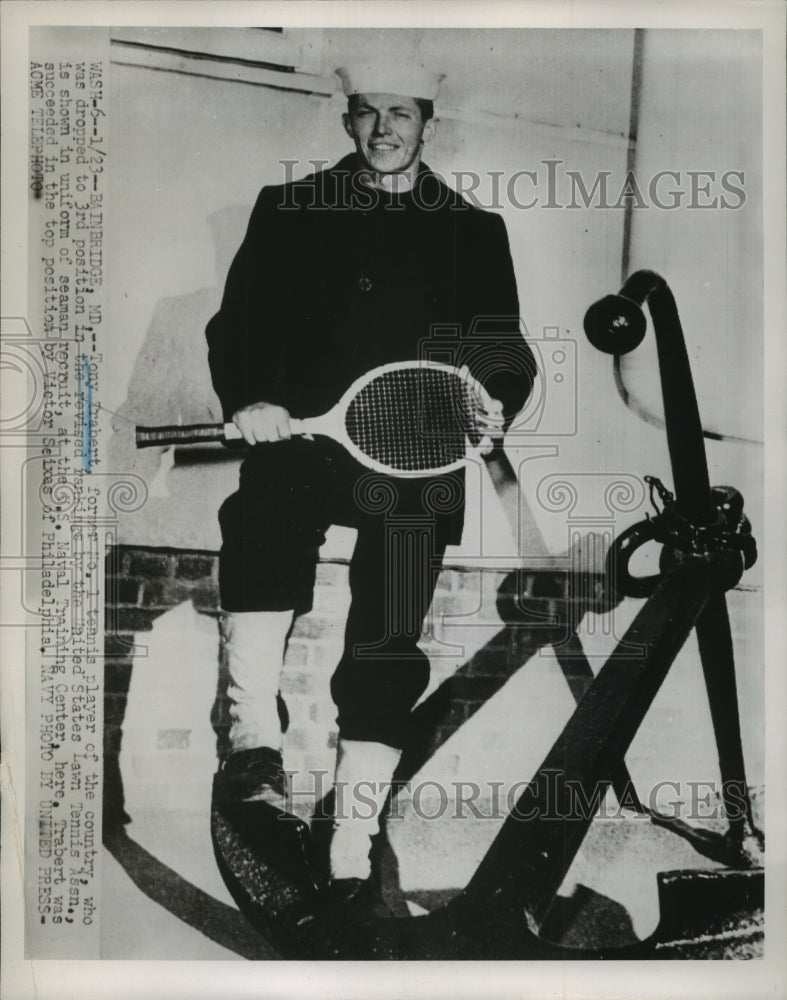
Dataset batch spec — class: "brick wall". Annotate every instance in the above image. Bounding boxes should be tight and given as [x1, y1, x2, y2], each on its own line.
[103, 544, 600, 828]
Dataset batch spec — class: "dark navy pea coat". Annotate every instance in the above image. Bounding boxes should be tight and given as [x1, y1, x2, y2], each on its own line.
[207, 153, 534, 429]
[206, 154, 536, 745]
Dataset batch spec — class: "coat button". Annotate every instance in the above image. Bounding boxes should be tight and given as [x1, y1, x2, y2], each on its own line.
[358, 275, 373, 292]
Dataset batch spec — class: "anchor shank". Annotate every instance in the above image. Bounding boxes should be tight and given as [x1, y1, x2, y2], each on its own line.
[645, 282, 715, 525]
[463, 560, 712, 927]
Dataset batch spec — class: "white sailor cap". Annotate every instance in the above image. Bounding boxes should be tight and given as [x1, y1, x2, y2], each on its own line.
[335, 64, 444, 102]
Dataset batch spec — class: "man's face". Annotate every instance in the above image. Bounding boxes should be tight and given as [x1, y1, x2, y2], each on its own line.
[343, 93, 435, 174]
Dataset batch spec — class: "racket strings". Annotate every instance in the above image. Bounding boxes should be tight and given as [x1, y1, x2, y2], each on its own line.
[344, 368, 482, 473]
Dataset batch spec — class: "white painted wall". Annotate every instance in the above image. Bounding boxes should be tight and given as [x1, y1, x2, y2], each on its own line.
[623, 29, 763, 585]
[105, 28, 761, 587]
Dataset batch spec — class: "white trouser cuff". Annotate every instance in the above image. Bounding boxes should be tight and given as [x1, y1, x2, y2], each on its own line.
[221, 610, 293, 753]
[329, 739, 402, 881]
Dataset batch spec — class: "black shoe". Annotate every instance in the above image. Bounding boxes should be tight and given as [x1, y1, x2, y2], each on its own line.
[283, 876, 395, 937]
[324, 877, 395, 919]
[213, 746, 288, 807]
[212, 747, 319, 893]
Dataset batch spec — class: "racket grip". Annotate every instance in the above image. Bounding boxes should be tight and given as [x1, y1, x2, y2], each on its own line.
[135, 422, 242, 447]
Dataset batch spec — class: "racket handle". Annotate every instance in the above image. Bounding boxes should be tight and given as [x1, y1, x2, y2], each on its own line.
[289, 415, 335, 437]
[135, 422, 243, 447]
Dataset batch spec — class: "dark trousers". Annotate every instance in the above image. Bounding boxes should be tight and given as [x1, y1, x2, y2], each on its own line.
[218, 438, 463, 749]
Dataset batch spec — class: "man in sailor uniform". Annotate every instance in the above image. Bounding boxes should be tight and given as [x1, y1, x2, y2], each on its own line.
[207, 61, 534, 906]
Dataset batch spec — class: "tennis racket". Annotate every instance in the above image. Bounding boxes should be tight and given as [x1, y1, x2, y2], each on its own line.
[136, 361, 499, 477]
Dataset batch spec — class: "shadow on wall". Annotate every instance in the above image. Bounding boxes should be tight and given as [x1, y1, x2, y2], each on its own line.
[107, 205, 251, 549]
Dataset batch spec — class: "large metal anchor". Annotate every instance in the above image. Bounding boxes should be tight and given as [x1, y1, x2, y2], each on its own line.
[583, 270, 762, 863]
[211, 270, 763, 958]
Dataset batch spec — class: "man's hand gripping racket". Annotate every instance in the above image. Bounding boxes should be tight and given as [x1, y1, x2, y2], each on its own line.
[136, 361, 505, 477]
